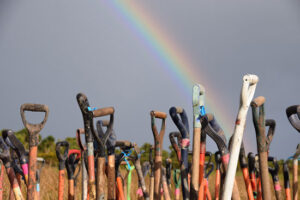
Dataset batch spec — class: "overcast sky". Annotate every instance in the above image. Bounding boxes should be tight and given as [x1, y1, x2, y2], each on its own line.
[0, 0, 300, 159]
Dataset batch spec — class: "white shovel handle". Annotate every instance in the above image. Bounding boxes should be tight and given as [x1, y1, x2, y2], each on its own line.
[241, 74, 259, 108]
[221, 74, 258, 200]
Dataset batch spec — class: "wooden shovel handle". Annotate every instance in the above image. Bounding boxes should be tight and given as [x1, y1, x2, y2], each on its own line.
[93, 107, 114, 118]
[251, 96, 265, 107]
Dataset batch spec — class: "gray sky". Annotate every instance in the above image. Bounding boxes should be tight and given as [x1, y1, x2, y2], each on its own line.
[0, 0, 300, 159]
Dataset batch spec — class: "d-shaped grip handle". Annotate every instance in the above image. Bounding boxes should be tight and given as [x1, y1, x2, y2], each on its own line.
[56, 141, 69, 170]
[115, 140, 133, 148]
[241, 74, 259, 107]
[251, 96, 266, 108]
[20, 103, 49, 139]
[68, 149, 81, 160]
[150, 111, 167, 119]
[286, 105, 300, 132]
[93, 107, 114, 118]
[243, 74, 259, 85]
[265, 119, 276, 149]
[76, 128, 85, 151]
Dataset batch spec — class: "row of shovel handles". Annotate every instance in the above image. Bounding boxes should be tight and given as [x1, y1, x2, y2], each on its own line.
[73, 75, 258, 200]
[0, 153, 45, 200]
[5, 73, 300, 200]
[0, 103, 49, 200]
[151, 74, 300, 200]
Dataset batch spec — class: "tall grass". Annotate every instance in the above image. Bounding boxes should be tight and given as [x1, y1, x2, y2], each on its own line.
[1, 164, 297, 199]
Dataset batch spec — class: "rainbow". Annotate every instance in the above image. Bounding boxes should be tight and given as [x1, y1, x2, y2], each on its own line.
[106, 1, 254, 149]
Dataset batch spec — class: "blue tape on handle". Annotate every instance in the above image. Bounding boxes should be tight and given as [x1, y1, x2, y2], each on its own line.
[122, 150, 132, 170]
[200, 106, 206, 116]
[88, 107, 97, 111]
[36, 183, 40, 192]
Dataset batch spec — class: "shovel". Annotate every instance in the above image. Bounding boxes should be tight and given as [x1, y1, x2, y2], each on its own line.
[76, 128, 88, 200]
[95, 118, 115, 200]
[268, 157, 282, 200]
[169, 132, 182, 162]
[56, 141, 69, 200]
[2, 130, 28, 185]
[0, 137, 24, 200]
[169, 107, 190, 200]
[251, 96, 272, 200]
[283, 161, 291, 200]
[222, 74, 258, 200]
[191, 84, 205, 199]
[66, 149, 81, 200]
[20, 103, 49, 200]
[150, 110, 167, 199]
[286, 105, 300, 200]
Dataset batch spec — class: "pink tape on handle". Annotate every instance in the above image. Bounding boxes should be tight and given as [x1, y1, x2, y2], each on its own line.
[275, 183, 281, 191]
[161, 188, 164, 194]
[222, 154, 230, 165]
[21, 164, 28, 175]
[175, 188, 180, 195]
[181, 139, 190, 148]
[136, 188, 143, 196]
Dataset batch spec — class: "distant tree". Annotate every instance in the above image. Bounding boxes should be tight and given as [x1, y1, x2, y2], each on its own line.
[38, 135, 55, 154]
[66, 137, 80, 150]
[14, 128, 29, 149]
[139, 142, 171, 167]
[140, 142, 152, 164]
[168, 145, 180, 169]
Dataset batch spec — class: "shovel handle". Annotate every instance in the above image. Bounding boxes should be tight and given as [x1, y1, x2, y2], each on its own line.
[100, 120, 109, 127]
[293, 144, 300, 159]
[169, 132, 181, 161]
[244, 74, 259, 84]
[150, 111, 167, 119]
[56, 141, 69, 170]
[93, 107, 114, 118]
[251, 96, 265, 108]
[192, 84, 205, 107]
[265, 119, 276, 149]
[175, 107, 183, 114]
[20, 103, 49, 141]
[150, 110, 167, 142]
[241, 74, 259, 107]
[116, 140, 133, 148]
[286, 105, 300, 118]
[169, 107, 189, 139]
[286, 105, 300, 132]
[76, 129, 85, 151]
[68, 149, 81, 160]
[2, 130, 27, 163]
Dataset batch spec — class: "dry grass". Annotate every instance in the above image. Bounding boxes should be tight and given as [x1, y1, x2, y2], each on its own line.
[1, 164, 297, 199]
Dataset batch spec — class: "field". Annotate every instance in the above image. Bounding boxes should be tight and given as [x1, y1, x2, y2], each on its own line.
[1, 164, 297, 200]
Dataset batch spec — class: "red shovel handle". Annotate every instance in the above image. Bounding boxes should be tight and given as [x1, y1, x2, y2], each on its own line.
[68, 149, 81, 160]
